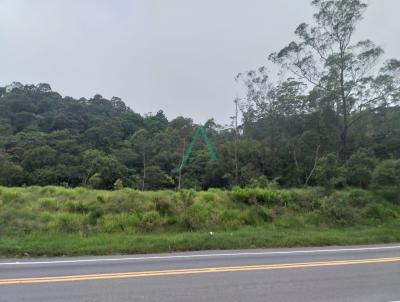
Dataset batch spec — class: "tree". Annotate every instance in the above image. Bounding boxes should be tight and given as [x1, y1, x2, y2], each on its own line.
[269, 0, 400, 159]
[372, 159, 400, 189]
[315, 153, 340, 189]
[344, 150, 377, 188]
[142, 166, 175, 190]
[83, 150, 130, 189]
[130, 129, 150, 191]
[0, 152, 24, 186]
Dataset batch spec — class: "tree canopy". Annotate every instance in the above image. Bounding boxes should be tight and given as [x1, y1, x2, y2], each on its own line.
[0, 0, 399, 190]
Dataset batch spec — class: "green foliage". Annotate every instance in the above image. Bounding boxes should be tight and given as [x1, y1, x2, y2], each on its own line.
[230, 187, 291, 206]
[0, 185, 399, 258]
[246, 175, 270, 188]
[346, 189, 373, 208]
[139, 211, 163, 232]
[372, 159, 400, 189]
[113, 179, 124, 190]
[344, 151, 377, 188]
[0, 0, 400, 190]
[244, 206, 273, 225]
[49, 213, 84, 233]
[181, 201, 219, 230]
[364, 203, 397, 222]
[320, 196, 361, 226]
[315, 154, 341, 190]
[0, 77, 399, 190]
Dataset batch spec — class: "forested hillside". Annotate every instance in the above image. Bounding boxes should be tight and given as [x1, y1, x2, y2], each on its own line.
[0, 81, 399, 191]
[0, 0, 399, 191]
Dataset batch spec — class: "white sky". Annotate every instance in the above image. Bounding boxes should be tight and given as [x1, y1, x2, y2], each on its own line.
[0, 0, 399, 125]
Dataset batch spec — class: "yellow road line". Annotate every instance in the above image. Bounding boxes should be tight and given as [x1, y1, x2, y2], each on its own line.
[1, 257, 399, 285]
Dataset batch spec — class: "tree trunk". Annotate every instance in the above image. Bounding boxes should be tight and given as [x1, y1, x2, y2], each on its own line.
[234, 99, 239, 185]
[141, 147, 146, 191]
[339, 52, 349, 161]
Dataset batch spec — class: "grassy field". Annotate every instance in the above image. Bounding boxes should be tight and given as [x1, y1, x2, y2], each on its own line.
[0, 186, 399, 257]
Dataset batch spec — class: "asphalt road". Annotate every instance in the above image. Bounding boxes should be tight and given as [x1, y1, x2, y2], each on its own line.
[1, 244, 400, 302]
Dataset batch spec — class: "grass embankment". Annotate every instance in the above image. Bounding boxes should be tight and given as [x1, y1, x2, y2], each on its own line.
[0, 186, 399, 257]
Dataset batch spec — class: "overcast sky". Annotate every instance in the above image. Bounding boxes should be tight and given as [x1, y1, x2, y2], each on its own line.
[1, 0, 399, 125]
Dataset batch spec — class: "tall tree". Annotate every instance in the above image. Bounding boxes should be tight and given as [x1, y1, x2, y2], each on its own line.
[269, 0, 400, 159]
[130, 129, 150, 191]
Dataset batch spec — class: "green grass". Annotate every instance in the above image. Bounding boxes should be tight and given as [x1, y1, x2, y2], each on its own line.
[0, 186, 399, 257]
[1, 223, 400, 257]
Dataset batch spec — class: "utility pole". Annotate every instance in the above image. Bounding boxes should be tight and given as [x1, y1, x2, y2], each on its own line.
[178, 138, 186, 190]
[141, 144, 146, 191]
[234, 98, 239, 185]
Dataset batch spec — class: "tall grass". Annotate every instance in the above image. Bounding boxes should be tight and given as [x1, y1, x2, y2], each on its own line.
[0, 186, 399, 256]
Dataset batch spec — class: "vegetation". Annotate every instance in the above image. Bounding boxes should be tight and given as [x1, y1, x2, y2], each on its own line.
[0, 0, 399, 191]
[0, 0, 399, 256]
[0, 186, 399, 257]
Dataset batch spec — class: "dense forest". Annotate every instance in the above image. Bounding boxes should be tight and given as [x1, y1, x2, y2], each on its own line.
[0, 0, 399, 191]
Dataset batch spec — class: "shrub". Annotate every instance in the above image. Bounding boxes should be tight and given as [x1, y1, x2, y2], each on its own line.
[100, 213, 139, 233]
[289, 189, 322, 211]
[65, 201, 89, 214]
[0, 190, 25, 205]
[246, 175, 269, 188]
[230, 188, 291, 206]
[346, 189, 373, 208]
[177, 189, 196, 206]
[372, 159, 400, 189]
[364, 203, 397, 222]
[103, 191, 146, 214]
[49, 213, 84, 233]
[244, 206, 273, 225]
[38, 198, 59, 211]
[139, 211, 163, 232]
[274, 213, 306, 229]
[87, 207, 104, 225]
[153, 195, 173, 215]
[320, 196, 361, 226]
[181, 202, 219, 230]
[113, 179, 124, 190]
[0, 207, 43, 234]
[198, 191, 215, 203]
[315, 153, 340, 190]
[220, 209, 246, 230]
[344, 151, 377, 188]
[88, 173, 102, 189]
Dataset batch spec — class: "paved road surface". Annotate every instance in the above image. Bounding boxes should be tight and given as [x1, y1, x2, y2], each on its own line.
[1, 244, 400, 302]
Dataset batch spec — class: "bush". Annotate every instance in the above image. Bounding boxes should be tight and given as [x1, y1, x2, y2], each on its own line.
[245, 206, 273, 225]
[274, 213, 306, 229]
[220, 209, 246, 230]
[38, 198, 59, 211]
[100, 213, 139, 233]
[113, 179, 124, 190]
[372, 159, 400, 189]
[103, 191, 147, 214]
[153, 195, 173, 215]
[364, 203, 397, 222]
[230, 188, 291, 206]
[65, 201, 89, 214]
[139, 211, 163, 232]
[346, 189, 373, 208]
[315, 153, 340, 190]
[0, 207, 43, 234]
[344, 151, 377, 188]
[87, 207, 104, 225]
[320, 196, 361, 226]
[246, 175, 269, 188]
[181, 202, 219, 230]
[289, 189, 322, 211]
[49, 213, 84, 233]
[177, 189, 196, 206]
